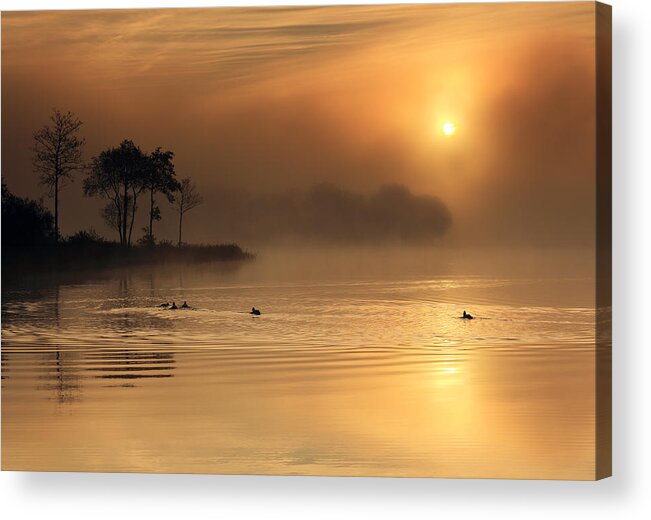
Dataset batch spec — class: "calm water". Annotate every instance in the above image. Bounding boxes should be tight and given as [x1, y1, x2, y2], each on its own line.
[1, 248, 597, 479]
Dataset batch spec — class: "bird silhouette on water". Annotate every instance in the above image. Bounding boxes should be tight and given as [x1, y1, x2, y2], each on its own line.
[250, 307, 261, 316]
[170, 302, 178, 310]
[462, 310, 474, 320]
[181, 301, 189, 309]
[159, 302, 170, 308]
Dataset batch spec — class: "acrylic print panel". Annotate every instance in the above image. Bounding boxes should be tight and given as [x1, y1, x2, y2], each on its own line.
[1, 2, 611, 480]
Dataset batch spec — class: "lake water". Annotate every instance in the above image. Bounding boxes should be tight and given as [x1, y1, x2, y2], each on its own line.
[1, 248, 598, 479]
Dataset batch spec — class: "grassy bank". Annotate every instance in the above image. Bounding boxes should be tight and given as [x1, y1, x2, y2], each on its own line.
[2, 238, 253, 277]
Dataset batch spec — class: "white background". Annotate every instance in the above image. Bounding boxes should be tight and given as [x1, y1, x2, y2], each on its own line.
[0, 0, 649, 518]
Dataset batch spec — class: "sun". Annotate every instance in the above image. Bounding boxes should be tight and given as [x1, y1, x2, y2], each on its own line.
[442, 121, 457, 136]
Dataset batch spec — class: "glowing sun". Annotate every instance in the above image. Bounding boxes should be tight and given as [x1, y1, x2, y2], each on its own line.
[442, 121, 457, 136]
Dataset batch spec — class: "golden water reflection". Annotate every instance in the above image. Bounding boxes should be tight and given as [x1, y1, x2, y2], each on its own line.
[2, 251, 596, 479]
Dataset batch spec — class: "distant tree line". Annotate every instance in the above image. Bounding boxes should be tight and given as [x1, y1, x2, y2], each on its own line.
[25, 108, 203, 246]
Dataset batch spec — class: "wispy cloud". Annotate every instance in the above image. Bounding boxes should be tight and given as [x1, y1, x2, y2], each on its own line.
[2, 3, 593, 89]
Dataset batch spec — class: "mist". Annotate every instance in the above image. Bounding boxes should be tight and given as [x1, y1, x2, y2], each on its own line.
[198, 183, 450, 245]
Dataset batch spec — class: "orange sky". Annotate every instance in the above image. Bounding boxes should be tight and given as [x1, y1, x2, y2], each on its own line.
[2, 3, 597, 246]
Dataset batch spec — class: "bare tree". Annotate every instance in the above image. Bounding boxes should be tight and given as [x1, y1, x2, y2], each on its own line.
[32, 109, 85, 242]
[175, 177, 203, 246]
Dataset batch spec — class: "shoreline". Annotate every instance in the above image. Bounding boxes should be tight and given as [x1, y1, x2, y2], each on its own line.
[1, 242, 254, 282]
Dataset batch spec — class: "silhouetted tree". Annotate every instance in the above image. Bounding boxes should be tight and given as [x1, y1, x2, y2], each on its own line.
[144, 148, 180, 243]
[1, 181, 54, 246]
[84, 140, 148, 246]
[32, 109, 85, 242]
[175, 177, 203, 246]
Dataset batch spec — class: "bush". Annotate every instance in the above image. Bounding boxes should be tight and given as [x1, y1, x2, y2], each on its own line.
[137, 231, 156, 247]
[1, 181, 54, 246]
[66, 228, 105, 246]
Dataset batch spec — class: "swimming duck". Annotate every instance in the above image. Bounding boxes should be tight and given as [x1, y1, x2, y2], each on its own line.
[159, 302, 170, 308]
[250, 307, 261, 316]
[462, 310, 474, 320]
[181, 301, 189, 309]
[170, 301, 178, 310]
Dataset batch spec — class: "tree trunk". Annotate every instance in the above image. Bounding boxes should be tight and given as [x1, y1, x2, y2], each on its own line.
[54, 173, 59, 243]
[178, 211, 183, 246]
[114, 198, 124, 245]
[122, 176, 128, 246]
[128, 191, 137, 247]
[149, 188, 154, 242]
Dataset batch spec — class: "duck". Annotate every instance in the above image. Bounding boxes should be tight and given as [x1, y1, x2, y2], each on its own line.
[462, 310, 474, 320]
[181, 301, 189, 309]
[250, 307, 261, 316]
[159, 302, 170, 308]
[170, 301, 178, 310]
